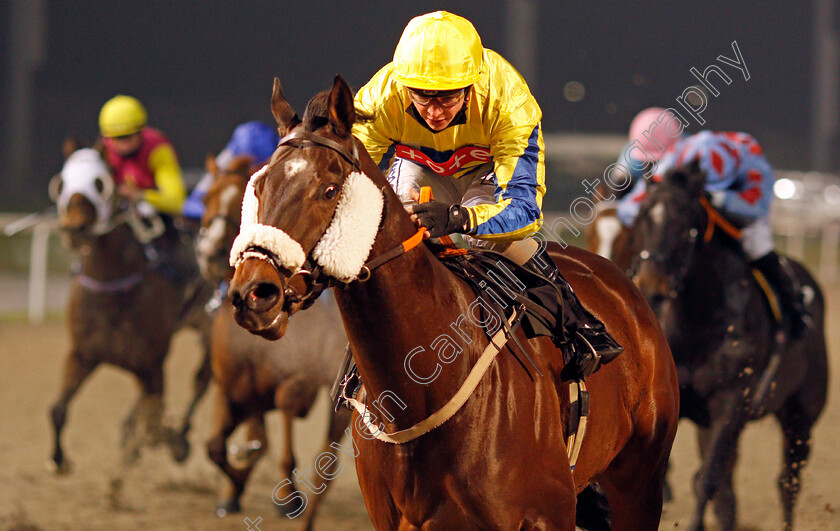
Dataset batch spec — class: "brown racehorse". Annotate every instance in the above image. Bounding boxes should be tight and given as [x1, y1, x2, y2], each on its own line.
[196, 157, 351, 528]
[48, 141, 213, 473]
[228, 76, 680, 530]
[619, 162, 828, 531]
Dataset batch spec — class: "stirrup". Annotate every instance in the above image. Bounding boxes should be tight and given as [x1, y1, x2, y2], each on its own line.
[575, 332, 602, 378]
[332, 365, 362, 412]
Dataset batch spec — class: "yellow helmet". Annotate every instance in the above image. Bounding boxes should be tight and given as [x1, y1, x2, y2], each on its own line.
[392, 11, 483, 91]
[99, 95, 147, 137]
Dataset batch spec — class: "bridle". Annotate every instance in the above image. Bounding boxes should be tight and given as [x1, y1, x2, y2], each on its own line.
[240, 128, 425, 313]
[628, 188, 702, 299]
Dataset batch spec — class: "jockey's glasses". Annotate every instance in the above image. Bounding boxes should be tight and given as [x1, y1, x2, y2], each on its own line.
[407, 88, 466, 108]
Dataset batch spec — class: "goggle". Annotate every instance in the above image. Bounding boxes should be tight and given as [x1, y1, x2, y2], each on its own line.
[407, 88, 466, 108]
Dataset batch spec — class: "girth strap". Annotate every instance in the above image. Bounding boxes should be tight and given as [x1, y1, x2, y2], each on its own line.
[346, 308, 520, 444]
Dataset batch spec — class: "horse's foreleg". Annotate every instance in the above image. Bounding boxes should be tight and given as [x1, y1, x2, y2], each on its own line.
[294, 407, 352, 531]
[232, 415, 268, 465]
[48, 353, 97, 473]
[696, 426, 737, 531]
[206, 388, 256, 517]
[122, 370, 165, 465]
[273, 410, 306, 519]
[775, 396, 816, 531]
[687, 393, 748, 531]
[170, 342, 213, 463]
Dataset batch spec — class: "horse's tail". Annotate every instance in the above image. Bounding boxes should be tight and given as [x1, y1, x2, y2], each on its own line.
[575, 482, 610, 531]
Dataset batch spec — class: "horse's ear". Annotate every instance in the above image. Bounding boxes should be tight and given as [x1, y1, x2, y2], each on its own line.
[92, 138, 106, 157]
[229, 155, 254, 174]
[62, 137, 79, 159]
[328, 75, 355, 137]
[271, 77, 299, 136]
[205, 152, 218, 175]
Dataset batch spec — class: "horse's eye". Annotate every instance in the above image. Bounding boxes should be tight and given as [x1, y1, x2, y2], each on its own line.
[323, 185, 338, 201]
[94, 177, 105, 194]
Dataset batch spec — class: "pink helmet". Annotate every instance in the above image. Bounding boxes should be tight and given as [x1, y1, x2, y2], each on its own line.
[629, 107, 683, 161]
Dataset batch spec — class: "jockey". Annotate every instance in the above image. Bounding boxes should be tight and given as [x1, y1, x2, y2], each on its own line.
[352, 11, 622, 375]
[182, 121, 280, 220]
[614, 107, 685, 199]
[99, 94, 187, 273]
[617, 130, 812, 338]
[99, 95, 186, 218]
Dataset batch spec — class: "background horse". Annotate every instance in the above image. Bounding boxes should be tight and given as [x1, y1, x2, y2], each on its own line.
[48, 141, 213, 475]
[227, 76, 680, 530]
[621, 162, 828, 531]
[196, 156, 351, 529]
[585, 182, 633, 264]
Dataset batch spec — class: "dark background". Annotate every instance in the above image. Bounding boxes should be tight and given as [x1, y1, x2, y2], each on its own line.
[0, 1, 831, 211]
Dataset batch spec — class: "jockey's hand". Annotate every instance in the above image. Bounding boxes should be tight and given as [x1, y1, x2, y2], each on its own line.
[409, 198, 471, 239]
[709, 190, 726, 208]
[117, 183, 143, 202]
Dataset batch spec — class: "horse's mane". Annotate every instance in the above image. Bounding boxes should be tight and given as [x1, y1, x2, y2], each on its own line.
[301, 88, 374, 133]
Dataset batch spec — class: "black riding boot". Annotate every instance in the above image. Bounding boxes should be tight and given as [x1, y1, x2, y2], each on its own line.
[750, 252, 812, 339]
[523, 250, 623, 377]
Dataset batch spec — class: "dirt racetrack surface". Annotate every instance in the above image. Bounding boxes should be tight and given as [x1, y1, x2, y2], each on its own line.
[1, 289, 838, 530]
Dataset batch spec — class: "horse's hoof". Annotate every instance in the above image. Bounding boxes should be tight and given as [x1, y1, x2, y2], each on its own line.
[216, 499, 241, 518]
[170, 433, 191, 463]
[228, 440, 263, 463]
[46, 458, 72, 475]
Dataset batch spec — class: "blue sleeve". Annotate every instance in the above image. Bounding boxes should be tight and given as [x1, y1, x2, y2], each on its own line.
[718, 155, 774, 221]
[617, 178, 648, 227]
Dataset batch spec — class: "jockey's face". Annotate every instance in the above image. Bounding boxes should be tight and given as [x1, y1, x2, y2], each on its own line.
[408, 88, 467, 131]
[109, 132, 143, 156]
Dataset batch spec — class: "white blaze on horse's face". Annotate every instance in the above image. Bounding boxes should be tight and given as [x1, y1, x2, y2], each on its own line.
[595, 216, 622, 259]
[649, 202, 666, 226]
[56, 148, 115, 228]
[196, 184, 240, 279]
[284, 158, 309, 177]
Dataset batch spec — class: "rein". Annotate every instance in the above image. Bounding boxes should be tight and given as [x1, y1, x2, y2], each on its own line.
[699, 195, 743, 242]
[632, 195, 743, 299]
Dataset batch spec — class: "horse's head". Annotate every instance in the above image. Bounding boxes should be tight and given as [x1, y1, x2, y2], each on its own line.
[629, 160, 707, 307]
[228, 76, 399, 340]
[50, 141, 116, 249]
[195, 155, 252, 282]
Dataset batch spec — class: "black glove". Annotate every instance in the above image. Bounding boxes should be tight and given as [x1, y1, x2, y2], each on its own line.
[410, 200, 471, 238]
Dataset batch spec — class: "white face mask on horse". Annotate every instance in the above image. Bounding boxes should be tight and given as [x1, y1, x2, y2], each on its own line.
[52, 148, 115, 234]
[53, 147, 164, 243]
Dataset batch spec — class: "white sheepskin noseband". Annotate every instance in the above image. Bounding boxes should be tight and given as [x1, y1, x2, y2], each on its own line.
[58, 148, 114, 231]
[230, 168, 384, 283]
[312, 171, 384, 282]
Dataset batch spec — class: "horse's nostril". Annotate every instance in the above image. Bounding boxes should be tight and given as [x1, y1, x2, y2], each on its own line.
[252, 283, 280, 301]
[231, 291, 243, 309]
